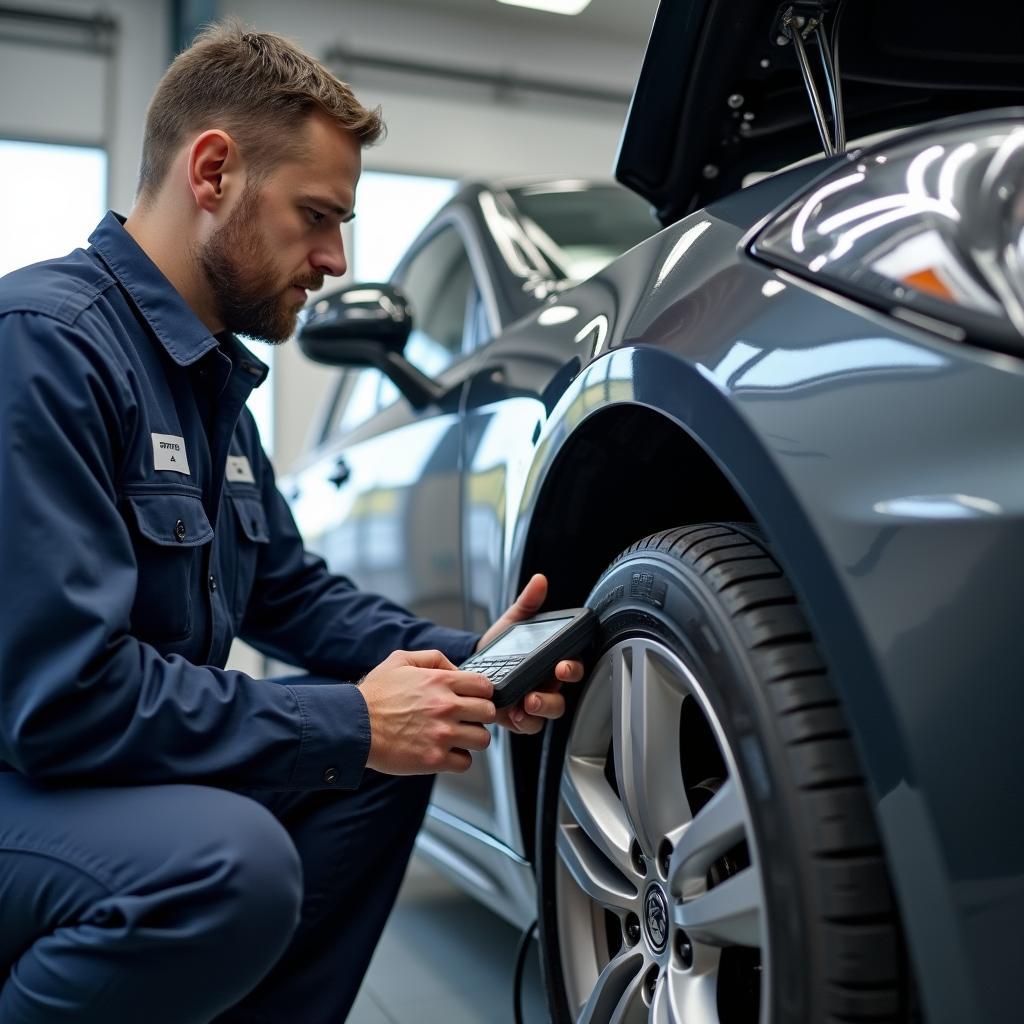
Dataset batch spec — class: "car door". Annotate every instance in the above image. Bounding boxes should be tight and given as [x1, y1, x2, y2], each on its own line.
[289, 217, 491, 633]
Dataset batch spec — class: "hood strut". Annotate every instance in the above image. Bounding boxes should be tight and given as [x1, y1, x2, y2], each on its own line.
[779, 1, 848, 156]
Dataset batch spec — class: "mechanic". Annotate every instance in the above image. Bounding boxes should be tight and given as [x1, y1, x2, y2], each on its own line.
[0, 20, 582, 1024]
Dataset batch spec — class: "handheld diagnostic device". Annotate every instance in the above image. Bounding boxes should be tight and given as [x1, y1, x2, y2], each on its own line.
[460, 608, 598, 709]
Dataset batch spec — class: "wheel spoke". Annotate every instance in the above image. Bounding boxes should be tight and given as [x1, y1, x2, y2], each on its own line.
[667, 778, 745, 897]
[576, 949, 645, 1024]
[557, 822, 638, 912]
[673, 865, 763, 948]
[651, 970, 672, 1024]
[666, 961, 721, 1024]
[561, 754, 636, 880]
[612, 643, 689, 854]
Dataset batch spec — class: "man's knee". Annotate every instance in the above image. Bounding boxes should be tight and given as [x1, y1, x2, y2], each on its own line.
[138, 789, 306, 1015]
[109, 786, 304, 1002]
[194, 790, 304, 960]
[0, 784, 305, 1023]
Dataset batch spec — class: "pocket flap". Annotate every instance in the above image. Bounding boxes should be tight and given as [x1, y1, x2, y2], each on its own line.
[126, 492, 214, 547]
[230, 494, 270, 543]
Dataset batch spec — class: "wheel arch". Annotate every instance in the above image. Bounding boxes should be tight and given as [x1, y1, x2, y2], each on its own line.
[507, 402, 754, 864]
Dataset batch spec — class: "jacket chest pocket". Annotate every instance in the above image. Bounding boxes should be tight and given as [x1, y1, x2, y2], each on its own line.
[124, 491, 214, 644]
[228, 490, 270, 621]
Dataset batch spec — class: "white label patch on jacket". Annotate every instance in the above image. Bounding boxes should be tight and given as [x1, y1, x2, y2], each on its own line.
[226, 454, 255, 484]
[151, 433, 191, 474]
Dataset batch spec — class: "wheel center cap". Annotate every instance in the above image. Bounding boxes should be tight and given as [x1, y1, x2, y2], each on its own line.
[644, 885, 669, 953]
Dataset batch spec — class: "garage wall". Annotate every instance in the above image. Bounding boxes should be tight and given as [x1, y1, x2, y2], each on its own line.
[0, 41, 108, 146]
[0, 0, 170, 212]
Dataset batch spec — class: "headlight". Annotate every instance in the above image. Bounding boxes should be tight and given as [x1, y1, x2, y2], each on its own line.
[752, 112, 1024, 353]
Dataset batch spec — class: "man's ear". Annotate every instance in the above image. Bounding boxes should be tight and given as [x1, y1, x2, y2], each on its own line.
[187, 129, 242, 214]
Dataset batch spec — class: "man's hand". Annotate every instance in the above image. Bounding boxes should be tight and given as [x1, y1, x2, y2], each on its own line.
[357, 649, 495, 775]
[478, 573, 585, 735]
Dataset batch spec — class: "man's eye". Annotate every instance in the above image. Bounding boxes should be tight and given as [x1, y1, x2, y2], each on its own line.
[305, 207, 326, 226]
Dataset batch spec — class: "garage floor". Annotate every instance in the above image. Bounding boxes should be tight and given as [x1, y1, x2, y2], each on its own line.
[349, 855, 549, 1024]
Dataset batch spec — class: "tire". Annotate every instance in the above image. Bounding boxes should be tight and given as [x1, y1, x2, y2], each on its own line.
[536, 523, 912, 1024]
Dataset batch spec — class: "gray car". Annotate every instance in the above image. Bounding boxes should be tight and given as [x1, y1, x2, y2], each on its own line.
[283, 1, 1024, 1021]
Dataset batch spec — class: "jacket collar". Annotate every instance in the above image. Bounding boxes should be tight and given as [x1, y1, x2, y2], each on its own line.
[88, 211, 267, 385]
[217, 330, 270, 388]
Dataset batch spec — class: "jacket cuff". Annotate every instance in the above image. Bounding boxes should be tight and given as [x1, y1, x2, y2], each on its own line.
[285, 680, 370, 790]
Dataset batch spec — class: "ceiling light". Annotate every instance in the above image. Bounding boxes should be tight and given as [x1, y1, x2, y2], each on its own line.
[497, 0, 593, 15]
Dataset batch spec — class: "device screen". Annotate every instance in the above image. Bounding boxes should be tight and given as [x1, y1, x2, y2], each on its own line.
[485, 617, 572, 657]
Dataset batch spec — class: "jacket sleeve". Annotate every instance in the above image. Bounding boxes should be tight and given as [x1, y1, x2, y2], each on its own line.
[238, 430, 480, 678]
[0, 312, 369, 790]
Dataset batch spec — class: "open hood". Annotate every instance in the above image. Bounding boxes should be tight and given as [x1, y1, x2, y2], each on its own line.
[616, 0, 1024, 225]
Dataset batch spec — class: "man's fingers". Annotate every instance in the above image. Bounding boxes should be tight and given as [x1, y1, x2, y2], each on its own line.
[500, 688, 569, 733]
[508, 713, 545, 735]
[512, 572, 548, 616]
[450, 722, 491, 752]
[475, 573, 552, 653]
[556, 659, 585, 683]
[458, 696, 497, 725]
[445, 748, 473, 773]
[449, 670, 494, 699]
[521, 691, 566, 720]
[395, 648, 458, 670]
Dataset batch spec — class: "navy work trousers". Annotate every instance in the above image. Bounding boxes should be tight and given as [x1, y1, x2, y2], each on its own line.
[0, 769, 433, 1023]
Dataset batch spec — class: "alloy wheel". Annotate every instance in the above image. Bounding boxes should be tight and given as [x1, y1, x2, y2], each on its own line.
[554, 636, 768, 1024]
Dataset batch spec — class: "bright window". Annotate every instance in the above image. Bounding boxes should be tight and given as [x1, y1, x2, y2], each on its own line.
[316, 171, 459, 437]
[352, 171, 457, 281]
[0, 140, 107, 277]
[244, 344, 275, 457]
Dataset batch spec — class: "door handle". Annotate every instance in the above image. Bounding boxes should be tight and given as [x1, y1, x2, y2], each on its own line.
[328, 457, 351, 488]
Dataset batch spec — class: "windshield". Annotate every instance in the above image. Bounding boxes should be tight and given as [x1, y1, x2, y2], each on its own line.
[508, 182, 660, 281]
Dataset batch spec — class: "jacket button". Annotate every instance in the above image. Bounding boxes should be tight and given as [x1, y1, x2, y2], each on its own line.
[174, 519, 187, 542]
[208, 574, 217, 592]
[323, 767, 339, 785]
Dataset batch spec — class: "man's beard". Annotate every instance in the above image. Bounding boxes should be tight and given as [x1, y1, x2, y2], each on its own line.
[196, 184, 323, 344]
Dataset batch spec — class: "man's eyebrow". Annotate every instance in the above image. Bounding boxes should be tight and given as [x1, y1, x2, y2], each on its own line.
[302, 194, 354, 221]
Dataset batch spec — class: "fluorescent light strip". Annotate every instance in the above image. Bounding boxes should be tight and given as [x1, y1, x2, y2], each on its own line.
[497, 0, 593, 14]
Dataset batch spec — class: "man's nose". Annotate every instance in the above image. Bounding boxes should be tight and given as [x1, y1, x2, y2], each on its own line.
[311, 231, 347, 278]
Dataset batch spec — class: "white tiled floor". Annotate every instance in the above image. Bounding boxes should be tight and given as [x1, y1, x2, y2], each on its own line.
[349, 856, 549, 1024]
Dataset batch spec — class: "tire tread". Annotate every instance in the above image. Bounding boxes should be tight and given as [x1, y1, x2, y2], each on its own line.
[628, 523, 909, 1022]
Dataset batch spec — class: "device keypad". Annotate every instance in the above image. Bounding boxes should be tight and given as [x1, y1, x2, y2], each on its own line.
[462, 654, 526, 682]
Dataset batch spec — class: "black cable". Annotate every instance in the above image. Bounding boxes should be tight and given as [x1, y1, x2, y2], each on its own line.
[512, 918, 538, 1024]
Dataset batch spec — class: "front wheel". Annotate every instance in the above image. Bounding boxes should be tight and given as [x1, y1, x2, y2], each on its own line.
[536, 524, 911, 1024]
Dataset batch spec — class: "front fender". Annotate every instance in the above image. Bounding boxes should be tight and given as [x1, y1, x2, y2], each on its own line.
[508, 265, 1024, 1022]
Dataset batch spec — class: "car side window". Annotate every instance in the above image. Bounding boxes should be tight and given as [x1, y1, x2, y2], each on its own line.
[325, 367, 385, 439]
[323, 224, 482, 439]
[399, 224, 479, 375]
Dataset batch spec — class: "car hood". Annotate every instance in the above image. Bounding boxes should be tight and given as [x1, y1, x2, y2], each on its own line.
[616, 0, 1024, 225]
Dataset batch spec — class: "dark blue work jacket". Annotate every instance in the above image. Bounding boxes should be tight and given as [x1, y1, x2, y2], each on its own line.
[0, 212, 477, 791]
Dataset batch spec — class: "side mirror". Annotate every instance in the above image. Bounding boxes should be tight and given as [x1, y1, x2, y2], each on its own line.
[297, 283, 445, 409]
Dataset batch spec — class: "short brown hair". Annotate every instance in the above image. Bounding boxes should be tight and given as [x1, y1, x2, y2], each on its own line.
[137, 18, 383, 200]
